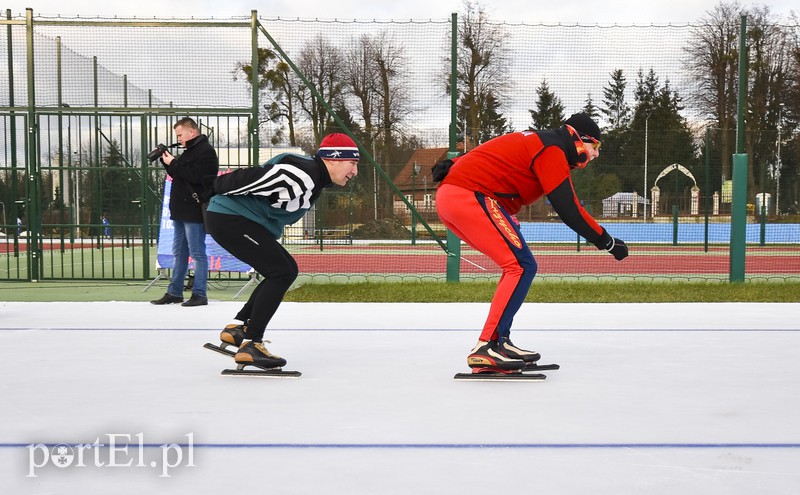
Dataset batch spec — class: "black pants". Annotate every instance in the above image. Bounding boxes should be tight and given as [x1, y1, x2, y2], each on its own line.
[205, 211, 298, 340]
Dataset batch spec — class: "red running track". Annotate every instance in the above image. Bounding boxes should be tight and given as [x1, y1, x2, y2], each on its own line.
[293, 248, 800, 275]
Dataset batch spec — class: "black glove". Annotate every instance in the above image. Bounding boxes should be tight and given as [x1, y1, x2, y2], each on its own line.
[431, 158, 454, 182]
[605, 237, 628, 261]
[593, 230, 628, 261]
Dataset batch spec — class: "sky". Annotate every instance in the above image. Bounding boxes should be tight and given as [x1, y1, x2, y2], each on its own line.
[8, 0, 799, 24]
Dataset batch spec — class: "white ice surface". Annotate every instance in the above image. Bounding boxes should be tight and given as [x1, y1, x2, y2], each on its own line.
[1, 301, 799, 494]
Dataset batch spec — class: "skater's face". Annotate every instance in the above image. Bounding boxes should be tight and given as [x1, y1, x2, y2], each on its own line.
[325, 159, 359, 186]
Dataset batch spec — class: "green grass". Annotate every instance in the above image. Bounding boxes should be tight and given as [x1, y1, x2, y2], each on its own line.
[286, 281, 800, 303]
[1, 279, 798, 303]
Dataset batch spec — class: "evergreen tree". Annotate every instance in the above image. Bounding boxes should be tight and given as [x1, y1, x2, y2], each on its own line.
[626, 72, 698, 207]
[634, 68, 659, 115]
[477, 90, 509, 142]
[592, 70, 632, 200]
[528, 79, 565, 130]
[583, 93, 601, 121]
[601, 69, 631, 130]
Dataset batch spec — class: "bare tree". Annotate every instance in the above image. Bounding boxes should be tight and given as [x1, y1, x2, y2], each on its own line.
[296, 35, 347, 145]
[234, 48, 302, 146]
[743, 5, 793, 192]
[371, 32, 411, 164]
[784, 13, 800, 210]
[685, 1, 744, 181]
[343, 31, 411, 209]
[264, 59, 301, 147]
[449, 0, 511, 144]
[686, 1, 793, 191]
[344, 35, 378, 147]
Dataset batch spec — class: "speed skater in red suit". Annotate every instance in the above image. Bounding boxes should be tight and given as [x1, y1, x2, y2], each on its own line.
[434, 112, 629, 373]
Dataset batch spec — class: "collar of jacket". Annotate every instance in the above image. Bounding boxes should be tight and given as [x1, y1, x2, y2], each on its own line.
[555, 126, 581, 167]
[313, 155, 335, 188]
[533, 127, 578, 167]
[184, 134, 207, 149]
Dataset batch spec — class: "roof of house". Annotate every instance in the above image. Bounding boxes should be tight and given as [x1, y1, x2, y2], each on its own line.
[395, 147, 449, 189]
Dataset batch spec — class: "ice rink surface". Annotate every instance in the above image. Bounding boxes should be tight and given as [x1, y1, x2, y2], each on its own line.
[1, 300, 799, 494]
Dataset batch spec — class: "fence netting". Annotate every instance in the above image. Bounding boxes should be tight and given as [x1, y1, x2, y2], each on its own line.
[1, 12, 798, 283]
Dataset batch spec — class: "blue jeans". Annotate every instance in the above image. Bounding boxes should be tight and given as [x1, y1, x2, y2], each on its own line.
[168, 220, 208, 298]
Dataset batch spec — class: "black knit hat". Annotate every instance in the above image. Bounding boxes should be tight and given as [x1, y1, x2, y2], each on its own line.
[564, 113, 602, 142]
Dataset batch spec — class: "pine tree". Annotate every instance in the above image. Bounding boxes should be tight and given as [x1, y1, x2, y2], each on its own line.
[476, 90, 509, 143]
[528, 79, 565, 130]
[601, 69, 631, 130]
[583, 93, 601, 121]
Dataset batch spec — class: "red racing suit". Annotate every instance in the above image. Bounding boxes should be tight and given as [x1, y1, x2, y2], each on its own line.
[436, 129, 612, 342]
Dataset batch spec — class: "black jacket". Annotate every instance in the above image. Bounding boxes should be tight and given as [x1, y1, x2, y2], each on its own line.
[162, 134, 219, 223]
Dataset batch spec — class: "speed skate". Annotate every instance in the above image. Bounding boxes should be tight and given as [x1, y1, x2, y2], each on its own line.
[221, 364, 301, 378]
[203, 342, 235, 357]
[203, 343, 301, 378]
[454, 362, 559, 381]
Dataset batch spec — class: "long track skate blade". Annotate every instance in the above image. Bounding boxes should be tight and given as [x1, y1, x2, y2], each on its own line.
[221, 368, 301, 378]
[203, 343, 235, 357]
[523, 363, 560, 371]
[454, 372, 546, 381]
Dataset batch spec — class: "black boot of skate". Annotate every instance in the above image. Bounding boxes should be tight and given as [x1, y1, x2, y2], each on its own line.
[235, 341, 287, 370]
[467, 340, 525, 371]
[497, 337, 541, 363]
[219, 324, 251, 351]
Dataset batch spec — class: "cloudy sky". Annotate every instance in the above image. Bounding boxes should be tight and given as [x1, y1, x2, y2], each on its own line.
[9, 0, 799, 24]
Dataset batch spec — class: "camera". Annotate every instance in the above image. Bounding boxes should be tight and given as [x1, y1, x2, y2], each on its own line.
[147, 143, 169, 162]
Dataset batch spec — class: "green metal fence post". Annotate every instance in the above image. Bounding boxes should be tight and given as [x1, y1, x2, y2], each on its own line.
[57, 36, 65, 253]
[25, 8, 41, 281]
[141, 115, 151, 280]
[730, 154, 748, 282]
[730, 15, 748, 283]
[250, 10, 259, 166]
[7, 9, 21, 259]
[446, 12, 461, 283]
[704, 127, 710, 252]
[411, 166, 417, 245]
[672, 205, 679, 245]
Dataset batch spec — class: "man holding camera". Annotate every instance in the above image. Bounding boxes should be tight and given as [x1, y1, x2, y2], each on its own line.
[150, 117, 218, 307]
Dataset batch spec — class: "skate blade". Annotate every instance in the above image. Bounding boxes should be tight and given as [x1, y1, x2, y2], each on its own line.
[523, 363, 560, 371]
[221, 368, 301, 377]
[454, 371, 546, 381]
[203, 343, 235, 357]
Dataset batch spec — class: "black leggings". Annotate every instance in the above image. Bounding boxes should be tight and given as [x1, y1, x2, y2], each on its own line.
[205, 211, 298, 340]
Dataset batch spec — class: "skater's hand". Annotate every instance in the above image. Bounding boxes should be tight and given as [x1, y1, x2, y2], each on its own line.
[606, 237, 628, 261]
